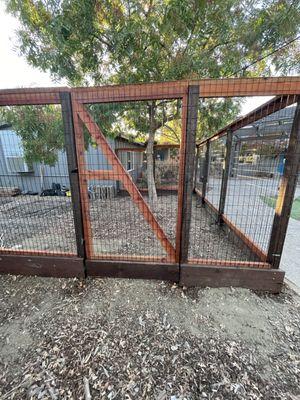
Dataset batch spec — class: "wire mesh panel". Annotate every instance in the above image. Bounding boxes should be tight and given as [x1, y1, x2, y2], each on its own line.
[74, 99, 181, 263]
[0, 105, 77, 256]
[189, 93, 299, 267]
[206, 137, 226, 209]
[154, 146, 179, 191]
[225, 136, 288, 254]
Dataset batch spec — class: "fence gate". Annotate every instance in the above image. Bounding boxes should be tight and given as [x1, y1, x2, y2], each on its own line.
[61, 85, 199, 280]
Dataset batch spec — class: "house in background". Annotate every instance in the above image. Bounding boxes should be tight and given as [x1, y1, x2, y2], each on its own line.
[0, 123, 145, 195]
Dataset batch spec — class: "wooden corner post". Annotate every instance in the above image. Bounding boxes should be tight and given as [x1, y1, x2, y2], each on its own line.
[60, 92, 85, 259]
[176, 85, 199, 264]
[218, 130, 233, 223]
[267, 97, 300, 268]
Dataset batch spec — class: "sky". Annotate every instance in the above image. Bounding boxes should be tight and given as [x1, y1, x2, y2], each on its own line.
[0, 3, 272, 115]
[0, 2, 64, 88]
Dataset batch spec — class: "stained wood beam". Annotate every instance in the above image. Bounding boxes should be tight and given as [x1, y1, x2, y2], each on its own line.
[176, 85, 199, 264]
[0, 255, 84, 278]
[86, 260, 179, 281]
[71, 97, 94, 259]
[72, 77, 300, 103]
[60, 92, 86, 259]
[0, 87, 69, 106]
[1, 77, 300, 106]
[180, 264, 284, 293]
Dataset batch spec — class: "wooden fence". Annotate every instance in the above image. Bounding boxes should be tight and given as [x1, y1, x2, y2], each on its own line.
[1, 77, 300, 292]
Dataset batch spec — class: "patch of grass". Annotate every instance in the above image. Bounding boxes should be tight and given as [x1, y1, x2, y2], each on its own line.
[261, 195, 300, 221]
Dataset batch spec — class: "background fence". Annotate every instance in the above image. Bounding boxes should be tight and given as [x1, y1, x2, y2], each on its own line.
[0, 78, 300, 291]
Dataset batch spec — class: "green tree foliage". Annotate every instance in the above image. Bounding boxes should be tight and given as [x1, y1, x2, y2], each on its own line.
[0, 105, 64, 191]
[5, 0, 300, 201]
[6, 0, 300, 83]
[0, 105, 64, 166]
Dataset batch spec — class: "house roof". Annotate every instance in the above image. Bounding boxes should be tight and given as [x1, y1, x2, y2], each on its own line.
[197, 96, 297, 146]
[234, 105, 295, 141]
[115, 135, 145, 147]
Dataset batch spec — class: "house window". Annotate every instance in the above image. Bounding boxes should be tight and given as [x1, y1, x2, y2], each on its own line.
[127, 151, 134, 171]
[6, 156, 32, 173]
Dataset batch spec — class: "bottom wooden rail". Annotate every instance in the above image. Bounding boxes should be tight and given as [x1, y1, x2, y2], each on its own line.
[0, 254, 84, 278]
[180, 264, 284, 293]
[86, 259, 179, 282]
[0, 254, 285, 293]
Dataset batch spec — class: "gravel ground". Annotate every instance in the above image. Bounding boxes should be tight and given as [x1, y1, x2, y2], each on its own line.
[0, 196, 76, 254]
[0, 275, 300, 399]
[0, 194, 249, 261]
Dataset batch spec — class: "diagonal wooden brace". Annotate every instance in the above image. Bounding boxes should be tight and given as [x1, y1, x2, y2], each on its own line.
[76, 102, 176, 261]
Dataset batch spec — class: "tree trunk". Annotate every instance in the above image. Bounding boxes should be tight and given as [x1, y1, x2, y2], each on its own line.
[40, 163, 45, 193]
[146, 101, 158, 206]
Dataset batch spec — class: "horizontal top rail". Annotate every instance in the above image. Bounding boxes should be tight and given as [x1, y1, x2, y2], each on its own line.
[197, 94, 297, 147]
[1, 77, 300, 106]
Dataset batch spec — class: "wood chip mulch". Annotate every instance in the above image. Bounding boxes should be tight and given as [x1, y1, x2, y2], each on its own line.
[0, 276, 300, 399]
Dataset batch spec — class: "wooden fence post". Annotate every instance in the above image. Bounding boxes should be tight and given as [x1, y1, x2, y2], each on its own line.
[201, 141, 210, 204]
[267, 97, 300, 268]
[218, 130, 233, 223]
[60, 92, 85, 259]
[176, 85, 199, 264]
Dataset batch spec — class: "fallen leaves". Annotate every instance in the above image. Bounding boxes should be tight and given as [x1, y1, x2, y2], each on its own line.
[0, 277, 300, 399]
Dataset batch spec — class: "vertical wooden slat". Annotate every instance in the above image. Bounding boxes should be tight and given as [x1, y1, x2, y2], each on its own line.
[201, 141, 210, 204]
[267, 97, 300, 268]
[218, 130, 233, 223]
[176, 85, 199, 264]
[60, 92, 85, 258]
[71, 97, 94, 259]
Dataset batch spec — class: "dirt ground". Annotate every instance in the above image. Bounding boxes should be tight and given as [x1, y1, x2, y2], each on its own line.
[0, 196, 76, 254]
[0, 275, 300, 399]
[0, 194, 250, 262]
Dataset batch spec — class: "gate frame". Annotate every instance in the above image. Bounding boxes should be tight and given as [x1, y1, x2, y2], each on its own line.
[1, 77, 300, 290]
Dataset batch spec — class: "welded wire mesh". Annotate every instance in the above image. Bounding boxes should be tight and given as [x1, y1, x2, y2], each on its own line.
[190, 93, 299, 266]
[225, 136, 287, 253]
[0, 105, 77, 255]
[77, 99, 181, 262]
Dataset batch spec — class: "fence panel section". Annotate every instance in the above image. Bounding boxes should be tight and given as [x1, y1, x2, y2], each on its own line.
[189, 94, 298, 268]
[74, 99, 182, 263]
[0, 104, 77, 257]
